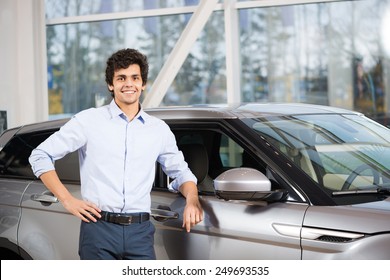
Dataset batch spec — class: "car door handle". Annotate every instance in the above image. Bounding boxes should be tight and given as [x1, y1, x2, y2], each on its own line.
[31, 193, 59, 204]
[151, 208, 179, 222]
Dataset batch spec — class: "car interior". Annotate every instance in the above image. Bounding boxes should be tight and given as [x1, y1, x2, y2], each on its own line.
[154, 127, 269, 196]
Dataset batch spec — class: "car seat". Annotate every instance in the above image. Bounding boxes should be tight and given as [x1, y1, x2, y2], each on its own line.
[178, 143, 215, 194]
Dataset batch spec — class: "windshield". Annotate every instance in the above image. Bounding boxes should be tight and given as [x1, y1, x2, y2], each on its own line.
[247, 114, 390, 196]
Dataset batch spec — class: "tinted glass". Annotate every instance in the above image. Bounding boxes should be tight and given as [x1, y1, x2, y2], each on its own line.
[0, 131, 80, 182]
[0, 129, 17, 151]
[0, 132, 52, 178]
[55, 152, 80, 182]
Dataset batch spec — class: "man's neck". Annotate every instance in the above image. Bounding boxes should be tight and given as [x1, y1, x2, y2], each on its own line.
[116, 101, 140, 121]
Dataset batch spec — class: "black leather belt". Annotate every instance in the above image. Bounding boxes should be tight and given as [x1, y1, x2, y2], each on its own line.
[100, 211, 150, 225]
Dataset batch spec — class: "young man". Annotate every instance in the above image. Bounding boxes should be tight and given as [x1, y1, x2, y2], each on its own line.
[29, 48, 203, 260]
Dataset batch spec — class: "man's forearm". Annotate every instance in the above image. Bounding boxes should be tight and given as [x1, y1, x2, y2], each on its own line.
[179, 181, 203, 232]
[179, 181, 198, 199]
[39, 170, 73, 203]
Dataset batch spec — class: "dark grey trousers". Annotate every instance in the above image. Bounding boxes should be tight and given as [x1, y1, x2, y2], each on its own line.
[78, 219, 156, 260]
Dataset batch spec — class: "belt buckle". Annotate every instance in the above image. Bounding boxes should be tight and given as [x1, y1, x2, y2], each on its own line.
[118, 214, 132, 225]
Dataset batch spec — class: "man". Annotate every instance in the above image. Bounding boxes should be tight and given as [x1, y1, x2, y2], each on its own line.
[29, 48, 203, 260]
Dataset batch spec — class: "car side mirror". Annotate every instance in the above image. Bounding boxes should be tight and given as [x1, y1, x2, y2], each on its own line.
[214, 167, 287, 202]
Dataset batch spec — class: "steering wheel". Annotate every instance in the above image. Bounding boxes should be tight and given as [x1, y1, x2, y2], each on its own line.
[341, 164, 380, 191]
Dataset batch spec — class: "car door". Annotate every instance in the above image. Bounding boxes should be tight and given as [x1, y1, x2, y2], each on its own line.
[151, 123, 308, 259]
[0, 129, 34, 257]
[18, 152, 81, 260]
[152, 192, 308, 259]
[0, 129, 81, 259]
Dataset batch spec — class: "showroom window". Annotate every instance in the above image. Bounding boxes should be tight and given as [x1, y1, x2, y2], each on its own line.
[45, 0, 390, 123]
[239, 0, 390, 120]
[46, 0, 225, 117]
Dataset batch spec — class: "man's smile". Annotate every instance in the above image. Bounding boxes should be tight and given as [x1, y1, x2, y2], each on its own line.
[122, 90, 136, 94]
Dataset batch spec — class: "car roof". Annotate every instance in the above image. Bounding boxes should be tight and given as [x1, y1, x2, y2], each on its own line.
[146, 103, 360, 119]
[11, 103, 360, 135]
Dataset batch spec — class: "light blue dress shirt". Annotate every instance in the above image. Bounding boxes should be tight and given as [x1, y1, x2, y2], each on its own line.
[29, 100, 197, 213]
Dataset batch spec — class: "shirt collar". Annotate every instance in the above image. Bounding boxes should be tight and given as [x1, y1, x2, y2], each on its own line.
[109, 99, 147, 124]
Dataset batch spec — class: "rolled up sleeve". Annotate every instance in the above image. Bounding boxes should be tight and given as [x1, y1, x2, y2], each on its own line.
[29, 148, 55, 178]
[29, 116, 86, 178]
[168, 168, 197, 193]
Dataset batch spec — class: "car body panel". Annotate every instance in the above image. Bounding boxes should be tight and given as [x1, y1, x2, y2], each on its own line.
[300, 198, 390, 259]
[0, 179, 30, 248]
[151, 190, 308, 260]
[303, 198, 390, 234]
[301, 232, 390, 259]
[18, 181, 81, 259]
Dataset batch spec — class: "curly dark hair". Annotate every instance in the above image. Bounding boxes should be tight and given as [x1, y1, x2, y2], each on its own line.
[105, 48, 149, 92]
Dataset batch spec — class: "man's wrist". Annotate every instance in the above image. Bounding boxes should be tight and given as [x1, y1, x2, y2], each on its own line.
[185, 193, 199, 203]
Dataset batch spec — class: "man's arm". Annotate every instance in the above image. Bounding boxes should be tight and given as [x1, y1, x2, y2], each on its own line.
[179, 181, 203, 232]
[39, 170, 101, 222]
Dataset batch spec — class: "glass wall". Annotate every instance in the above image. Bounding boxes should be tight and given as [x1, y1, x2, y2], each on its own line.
[46, 0, 224, 117]
[239, 0, 390, 121]
[45, 0, 201, 18]
[45, 0, 390, 124]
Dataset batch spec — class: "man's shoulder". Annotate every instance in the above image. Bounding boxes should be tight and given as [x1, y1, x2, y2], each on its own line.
[142, 110, 164, 123]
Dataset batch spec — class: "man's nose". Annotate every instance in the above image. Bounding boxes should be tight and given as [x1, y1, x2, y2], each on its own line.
[124, 78, 135, 87]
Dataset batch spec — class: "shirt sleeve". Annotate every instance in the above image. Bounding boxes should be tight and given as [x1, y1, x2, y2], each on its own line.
[157, 123, 197, 193]
[29, 116, 87, 178]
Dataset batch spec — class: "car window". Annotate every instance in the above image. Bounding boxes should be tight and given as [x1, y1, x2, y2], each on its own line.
[0, 128, 17, 152]
[55, 152, 80, 182]
[153, 126, 268, 195]
[0, 132, 51, 179]
[219, 134, 243, 168]
[0, 130, 80, 182]
[248, 114, 390, 193]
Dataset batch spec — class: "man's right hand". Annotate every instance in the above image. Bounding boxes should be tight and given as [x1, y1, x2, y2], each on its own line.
[39, 170, 101, 222]
[61, 196, 101, 223]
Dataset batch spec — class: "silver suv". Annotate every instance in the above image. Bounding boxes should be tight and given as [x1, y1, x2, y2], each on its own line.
[1, 103, 390, 259]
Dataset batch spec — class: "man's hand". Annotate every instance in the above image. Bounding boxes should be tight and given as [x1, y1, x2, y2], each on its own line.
[179, 182, 203, 232]
[182, 194, 203, 232]
[61, 196, 101, 223]
[39, 170, 101, 222]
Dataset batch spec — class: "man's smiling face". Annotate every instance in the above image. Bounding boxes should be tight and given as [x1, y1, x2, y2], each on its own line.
[108, 64, 146, 107]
